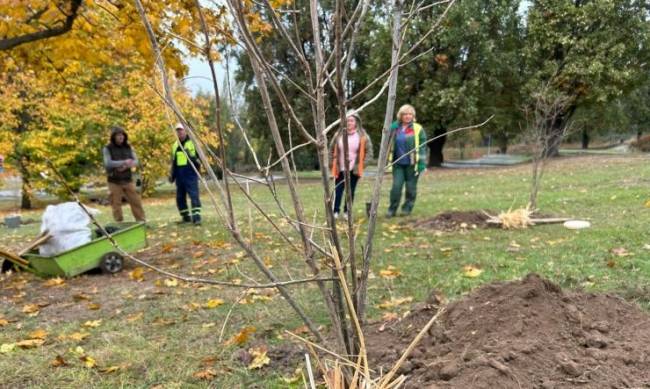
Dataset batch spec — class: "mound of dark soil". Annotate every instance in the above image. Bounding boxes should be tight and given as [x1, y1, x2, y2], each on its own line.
[410, 211, 491, 231]
[366, 274, 650, 388]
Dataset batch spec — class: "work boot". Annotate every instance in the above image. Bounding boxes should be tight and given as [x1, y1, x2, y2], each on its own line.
[177, 215, 191, 224]
[192, 215, 202, 226]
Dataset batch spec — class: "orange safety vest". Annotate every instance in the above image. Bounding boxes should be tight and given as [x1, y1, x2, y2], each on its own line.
[331, 134, 367, 177]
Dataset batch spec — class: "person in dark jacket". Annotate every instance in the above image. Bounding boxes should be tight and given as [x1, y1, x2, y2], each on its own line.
[103, 126, 146, 222]
[169, 123, 202, 225]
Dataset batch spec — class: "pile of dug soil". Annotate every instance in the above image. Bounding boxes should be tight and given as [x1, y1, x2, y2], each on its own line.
[409, 211, 491, 231]
[366, 274, 650, 388]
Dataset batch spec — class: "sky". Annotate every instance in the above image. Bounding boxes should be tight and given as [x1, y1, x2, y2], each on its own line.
[185, 56, 221, 94]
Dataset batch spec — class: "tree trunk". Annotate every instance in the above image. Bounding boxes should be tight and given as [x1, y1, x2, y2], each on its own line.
[17, 158, 32, 210]
[359, 0, 404, 324]
[543, 105, 575, 157]
[496, 134, 508, 154]
[140, 176, 149, 196]
[544, 127, 563, 157]
[581, 128, 589, 149]
[428, 126, 447, 167]
[637, 129, 642, 141]
[21, 179, 32, 210]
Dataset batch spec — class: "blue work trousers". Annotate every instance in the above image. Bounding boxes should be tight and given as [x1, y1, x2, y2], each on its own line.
[176, 175, 201, 222]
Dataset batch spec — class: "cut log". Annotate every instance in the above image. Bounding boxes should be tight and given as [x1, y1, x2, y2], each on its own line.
[529, 218, 571, 224]
[487, 217, 571, 225]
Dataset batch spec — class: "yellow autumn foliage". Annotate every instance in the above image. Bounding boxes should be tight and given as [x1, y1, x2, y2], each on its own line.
[0, 1, 226, 199]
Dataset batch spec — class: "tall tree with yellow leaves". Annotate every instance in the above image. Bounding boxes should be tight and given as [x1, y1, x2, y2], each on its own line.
[0, 0, 226, 207]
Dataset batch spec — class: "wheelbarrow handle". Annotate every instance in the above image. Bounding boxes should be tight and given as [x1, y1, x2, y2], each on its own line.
[0, 248, 30, 267]
[18, 231, 52, 256]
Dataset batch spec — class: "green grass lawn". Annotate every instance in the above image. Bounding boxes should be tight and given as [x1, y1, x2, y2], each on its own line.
[1, 154, 649, 388]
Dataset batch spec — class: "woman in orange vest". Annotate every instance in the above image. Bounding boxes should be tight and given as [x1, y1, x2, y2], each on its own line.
[330, 111, 373, 219]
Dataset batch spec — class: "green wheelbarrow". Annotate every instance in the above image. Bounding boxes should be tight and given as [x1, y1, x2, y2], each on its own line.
[0, 222, 147, 278]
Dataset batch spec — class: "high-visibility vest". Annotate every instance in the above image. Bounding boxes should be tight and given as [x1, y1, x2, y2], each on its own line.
[388, 122, 424, 172]
[172, 139, 197, 167]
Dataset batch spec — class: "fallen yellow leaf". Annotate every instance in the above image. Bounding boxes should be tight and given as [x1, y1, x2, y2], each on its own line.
[51, 355, 67, 367]
[43, 277, 66, 287]
[463, 265, 483, 278]
[227, 326, 256, 346]
[291, 325, 309, 335]
[67, 332, 91, 341]
[248, 347, 270, 369]
[200, 356, 218, 368]
[126, 312, 144, 322]
[382, 312, 399, 321]
[204, 299, 225, 309]
[184, 302, 201, 311]
[0, 318, 9, 326]
[129, 267, 145, 282]
[1, 343, 15, 353]
[83, 320, 102, 328]
[99, 365, 120, 374]
[379, 265, 401, 280]
[251, 295, 272, 303]
[378, 297, 413, 309]
[193, 368, 217, 380]
[164, 278, 179, 287]
[80, 355, 96, 368]
[282, 366, 304, 384]
[546, 239, 565, 246]
[29, 329, 48, 340]
[87, 303, 101, 310]
[22, 304, 40, 314]
[152, 317, 175, 326]
[72, 293, 91, 301]
[15, 339, 45, 348]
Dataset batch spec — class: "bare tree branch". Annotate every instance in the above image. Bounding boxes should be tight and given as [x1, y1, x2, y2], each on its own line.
[136, 0, 326, 343]
[260, 0, 314, 90]
[0, 0, 83, 51]
[227, 0, 343, 345]
[358, 0, 405, 323]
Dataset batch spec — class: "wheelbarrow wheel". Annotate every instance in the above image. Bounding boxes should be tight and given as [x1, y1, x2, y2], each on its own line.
[100, 252, 124, 274]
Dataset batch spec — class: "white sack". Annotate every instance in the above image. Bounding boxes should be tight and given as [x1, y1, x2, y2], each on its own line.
[39, 202, 100, 256]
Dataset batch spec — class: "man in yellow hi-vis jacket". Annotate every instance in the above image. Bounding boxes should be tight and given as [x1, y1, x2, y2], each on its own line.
[169, 123, 202, 225]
